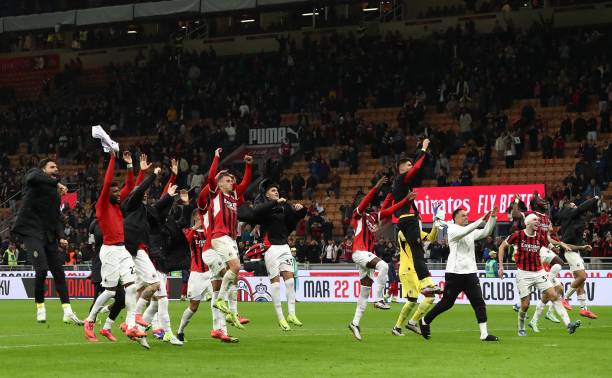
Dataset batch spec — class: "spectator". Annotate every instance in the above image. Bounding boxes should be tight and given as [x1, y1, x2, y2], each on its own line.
[3, 242, 19, 266]
[541, 131, 554, 159]
[305, 173, 318, 200]
[321, 239, 338, 263]
[459, 167, 473, 186]
[459, 108, 473, 143]
[554, 134, 566, 158]
[560, 115, 572, 141]
[340, 238, 353, 262]
[327, 171, 341, 199]
[292, 173, 305, 200]
[435, 153, 450, 186]
[573, 113, 587, 142]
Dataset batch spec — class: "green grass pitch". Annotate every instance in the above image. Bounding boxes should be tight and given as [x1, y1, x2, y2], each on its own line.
[0, 300, 611, 377]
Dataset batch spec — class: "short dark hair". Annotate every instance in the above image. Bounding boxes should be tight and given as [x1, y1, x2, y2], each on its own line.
[38, 158, 56, 169]
[452, 207, 466, 220]
[110, 181, 119, 188]
[397, 158, 413, 167]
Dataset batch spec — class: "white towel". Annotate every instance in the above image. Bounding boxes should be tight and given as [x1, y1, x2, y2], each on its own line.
[91, 125, 119, 153]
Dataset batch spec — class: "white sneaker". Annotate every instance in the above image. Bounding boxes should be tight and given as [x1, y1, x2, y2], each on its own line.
[99, 305, 111, 314]
[374, 300, 390, 310]
[163, 331, 184, 346]
[63, 312, 84, 325]
[138, 337, 151, 349]
[545, 311, 561, 323]
[348, 322, 362, 341]
[36, 308, 46, 323]
[528, 320, 540, 333]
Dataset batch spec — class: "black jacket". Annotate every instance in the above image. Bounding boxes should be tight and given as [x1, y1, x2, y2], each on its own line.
[241, 200, 307, 246]
[157, 203, 192, 273]
[12, 168, 64, 242]
[122, 173, 174, 255]
[89, 220, 103, 283]
[559, 198, 598, 245]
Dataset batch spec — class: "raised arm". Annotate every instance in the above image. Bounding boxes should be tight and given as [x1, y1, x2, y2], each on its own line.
[123, 167, 159, 213]
[119, 151, 135, 202]
[380, 193, 394, 211]
[98, 152, 117, 205]
[236, 155, 253, 196]
[162, 158, 178, 194]
[136, 153, 152, 185]
[448, 214, 487, 242]
[402, 139, 429, 184]
[197, 184, 210, 210]
[380, 191, 416, 218]
[473, 207, 498, 240]
[208, 148, 221, 189]
[574, 197, 599, 216]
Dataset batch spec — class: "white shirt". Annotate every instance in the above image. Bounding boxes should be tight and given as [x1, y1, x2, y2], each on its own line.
[445, 216, 496, 274]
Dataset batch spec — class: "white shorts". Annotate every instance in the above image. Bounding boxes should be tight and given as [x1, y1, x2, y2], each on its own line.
[202, 249, 225, 280]
[549, 272, 561, 287]
[352, 250, 377, 280]
[516, 269, 554, 299]
[539, 247, 557, 265]
[100, 244, 136, 288]
[133, 249, 160, 289]
[211, 235, 239, 263]
[264, 244, 294, 279]
[187, 271, 212, 301]
[154, 271, 168, 297]
[565, 251, 585, 272]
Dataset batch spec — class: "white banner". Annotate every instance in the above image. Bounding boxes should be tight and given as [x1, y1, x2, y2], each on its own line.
[0, 277, 27, 299]
[236, 270, 612, 306]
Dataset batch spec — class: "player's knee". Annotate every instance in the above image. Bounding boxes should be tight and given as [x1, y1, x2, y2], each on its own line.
[189, 301, 200, 312]
[361, 277, 373, 287]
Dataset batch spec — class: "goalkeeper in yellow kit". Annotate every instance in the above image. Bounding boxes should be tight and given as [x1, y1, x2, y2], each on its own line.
[392, 202, 444, 336]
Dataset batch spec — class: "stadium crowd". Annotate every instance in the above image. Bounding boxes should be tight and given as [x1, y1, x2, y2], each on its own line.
[2, 21, 612, 266]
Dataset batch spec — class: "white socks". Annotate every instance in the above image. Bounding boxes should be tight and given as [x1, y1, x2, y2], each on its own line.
[532, 301, 546, 323]
[62, 303, 73, 316]
[478, 322, 488, 340]
[178, 308, 195, 334]
[271, 282, 284, 320]
[87, 290, 115, 322]
[124, 284, 137, 328]
[136, 297, 149, 315]
[228, 285, 238, 314]
[518, 310, 526, 331]
[143, 300, 158, 324]
[218, 270, 237, 299]
[577, 294, 587, 310]
[374, 260, 389, 301]
[158, 297, 171, 332]
[211, 291, 226, 332]
[352, 286, 371, 326]
[285, 278, 296, 316]
[565, 287, 577, 300]
[552, 300, 571, 326]
[103, 317, 114, 331]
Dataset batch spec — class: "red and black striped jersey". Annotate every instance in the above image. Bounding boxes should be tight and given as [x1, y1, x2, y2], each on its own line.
[210, 189, 239, 240]
[183, 228, 209, 273]
[351, 210, 380, 253]
[506, 230, 548, 272]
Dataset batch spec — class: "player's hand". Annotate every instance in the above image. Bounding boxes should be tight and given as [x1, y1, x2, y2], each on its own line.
[483, 211, 491, 223]
[294, 203, 303, 211]
[140, 154, 152, 171]
[154, 167, 162, 176]
[167, 184, 178, 197]
[422, 138, 430, 151]
[57, 183, 68, 196]
[375, 176, 388, 188]
[59, 239, 68, 248]
[498, 267, 504, 279]
[170, 158, 178, 176]
[122, 151, 132, 165]
[244, 155, 253, 164]
[406, 191, 417, 201]
[582, 245, 593, 253]
[215, 148, 222, 157]
[277, 198, 287, 204]
[491, 206, 499, 217]
[179, 189, 189, 203]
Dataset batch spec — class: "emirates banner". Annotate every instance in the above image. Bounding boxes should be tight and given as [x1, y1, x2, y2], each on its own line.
[413, 184, 545, 222]
[1, 269, 612, 305]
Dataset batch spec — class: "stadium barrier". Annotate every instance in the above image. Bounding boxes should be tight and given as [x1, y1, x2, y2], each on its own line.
[1, 269, 611, 305]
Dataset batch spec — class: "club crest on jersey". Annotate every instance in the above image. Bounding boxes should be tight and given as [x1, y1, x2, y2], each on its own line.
[224, 198, 237, 210]
[365, 216, 378, 233]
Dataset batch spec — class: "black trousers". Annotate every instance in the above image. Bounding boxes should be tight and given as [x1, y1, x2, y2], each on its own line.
[23, 236, 69, 304]
[423, 273, 487, 324]
[397, 216, 430, 280]
[90, 283, 126, 321]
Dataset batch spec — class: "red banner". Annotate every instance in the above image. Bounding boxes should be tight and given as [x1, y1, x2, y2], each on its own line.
[413, 184, 545, 222]
[0, 54, 60, 75]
